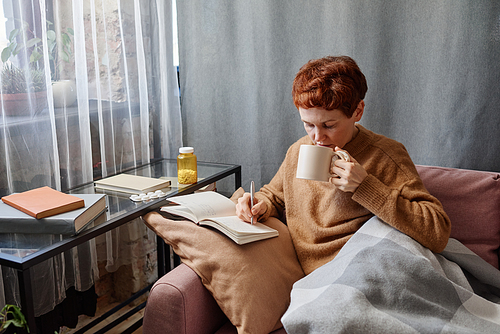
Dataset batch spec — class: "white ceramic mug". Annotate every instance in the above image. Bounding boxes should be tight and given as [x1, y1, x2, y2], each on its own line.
[296, 145, 350, 182]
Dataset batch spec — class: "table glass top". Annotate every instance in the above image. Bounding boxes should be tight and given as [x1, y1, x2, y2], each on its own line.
[0, 159, 239, 262]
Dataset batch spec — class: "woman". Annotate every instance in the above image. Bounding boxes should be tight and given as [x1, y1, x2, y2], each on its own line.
[236, 55, 451, 275]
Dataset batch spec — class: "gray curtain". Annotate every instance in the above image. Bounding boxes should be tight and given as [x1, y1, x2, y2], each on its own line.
[177, 0, 500, 192]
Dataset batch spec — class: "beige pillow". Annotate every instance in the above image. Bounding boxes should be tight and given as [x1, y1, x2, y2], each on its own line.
[143, 189, 304, 334]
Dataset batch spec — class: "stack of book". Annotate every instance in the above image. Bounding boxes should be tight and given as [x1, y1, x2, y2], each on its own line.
[0, 186, 107, 235]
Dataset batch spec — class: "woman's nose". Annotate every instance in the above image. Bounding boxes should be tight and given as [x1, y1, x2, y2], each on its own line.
[314, 128, 325, 142]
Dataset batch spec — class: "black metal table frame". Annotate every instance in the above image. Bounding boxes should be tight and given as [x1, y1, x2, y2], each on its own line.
[0, 159, 241, 333]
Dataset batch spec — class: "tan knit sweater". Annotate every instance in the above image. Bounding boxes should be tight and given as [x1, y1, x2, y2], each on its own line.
[256, 124, 451, 275]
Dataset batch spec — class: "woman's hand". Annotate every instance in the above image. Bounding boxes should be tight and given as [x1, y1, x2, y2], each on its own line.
[235, 192, 267, 223]
[329, 147, 368, 193]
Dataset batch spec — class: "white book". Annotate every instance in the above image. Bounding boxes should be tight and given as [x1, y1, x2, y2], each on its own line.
[94, 174, 171, 195]
[160, 191, 279, 245]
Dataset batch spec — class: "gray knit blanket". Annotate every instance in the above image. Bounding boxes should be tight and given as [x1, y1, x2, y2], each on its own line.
[281, 217, 500, 334]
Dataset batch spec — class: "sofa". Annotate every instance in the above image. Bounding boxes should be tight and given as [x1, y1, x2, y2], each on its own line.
[142, 165, 500, 334]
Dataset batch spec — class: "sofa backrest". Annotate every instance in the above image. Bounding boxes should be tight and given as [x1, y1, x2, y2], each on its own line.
[416, 165, 500, 269]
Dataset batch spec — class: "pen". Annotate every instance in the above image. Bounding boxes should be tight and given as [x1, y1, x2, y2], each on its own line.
[250, 181, 255, 225]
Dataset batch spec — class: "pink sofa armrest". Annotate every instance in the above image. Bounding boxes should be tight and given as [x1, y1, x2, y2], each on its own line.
[143, 263, 228, 334]
[416, 165, 500, 269]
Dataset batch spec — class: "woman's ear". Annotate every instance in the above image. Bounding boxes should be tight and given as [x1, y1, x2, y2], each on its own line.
[353, 100, 365, 121]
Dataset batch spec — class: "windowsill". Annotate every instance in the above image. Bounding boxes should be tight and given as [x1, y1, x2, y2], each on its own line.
[0, 99, 140, 127]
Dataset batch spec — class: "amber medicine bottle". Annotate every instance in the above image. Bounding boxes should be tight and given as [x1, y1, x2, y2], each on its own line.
[177, 147, 197, 184]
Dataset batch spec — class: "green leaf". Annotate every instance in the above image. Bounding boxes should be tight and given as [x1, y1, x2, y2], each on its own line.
[5, 318, 23, 327]
[12, 43, 22, 56]
[47, 30, 56, 42]
[48, 42, 56, 54]
[25, 37, 41, 48]
[11, 306, 26, 322]
[67, 27, 74, 36]
[62, 33, 71, 45]
[1, 48, 12, 62]
[61, 50, 69, 62]
[30, 50, 42, 63]
[8, 28, 19, 42]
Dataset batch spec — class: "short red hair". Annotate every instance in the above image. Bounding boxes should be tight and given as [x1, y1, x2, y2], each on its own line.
[292, 56, 368, 118]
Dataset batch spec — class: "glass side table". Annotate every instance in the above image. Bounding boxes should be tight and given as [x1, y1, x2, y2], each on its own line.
[0, 159, 241, 333]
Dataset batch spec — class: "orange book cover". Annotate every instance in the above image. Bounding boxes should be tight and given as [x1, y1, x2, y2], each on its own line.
[1, 186, 85, 219]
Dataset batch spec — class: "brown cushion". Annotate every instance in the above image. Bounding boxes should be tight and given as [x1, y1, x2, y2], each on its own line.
[143, 189, 304, 334]
[416, 165, 500, 269]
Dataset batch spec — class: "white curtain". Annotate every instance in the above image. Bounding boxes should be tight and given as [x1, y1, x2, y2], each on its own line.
[0, 0, 181, 318]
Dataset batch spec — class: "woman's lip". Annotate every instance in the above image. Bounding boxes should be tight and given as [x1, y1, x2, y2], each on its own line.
[316, 144, 332, 148]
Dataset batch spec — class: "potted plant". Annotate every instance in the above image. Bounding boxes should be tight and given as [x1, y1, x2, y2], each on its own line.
[44, 22, 77, 108]
[0, 304, 29, 333]
[1, 63, 46, 116]
[1, 19, 75, 115]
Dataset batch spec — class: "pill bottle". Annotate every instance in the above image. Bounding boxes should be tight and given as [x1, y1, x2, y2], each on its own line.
[177, 147, 197, 184]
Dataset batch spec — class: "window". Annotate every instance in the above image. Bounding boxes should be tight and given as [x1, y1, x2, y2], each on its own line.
[0, 0, 182, 195]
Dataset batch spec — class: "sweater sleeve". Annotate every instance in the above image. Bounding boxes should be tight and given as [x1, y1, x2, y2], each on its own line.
[352, 173, 451, 253]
